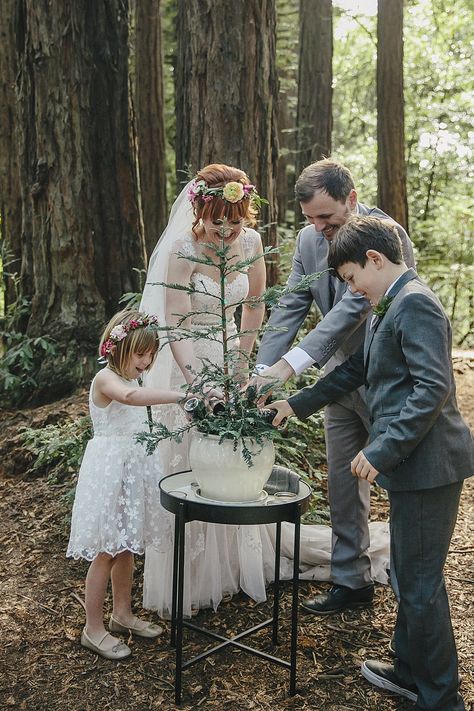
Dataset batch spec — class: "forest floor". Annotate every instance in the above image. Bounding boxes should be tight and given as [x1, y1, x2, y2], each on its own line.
[0, 354, 472, 711]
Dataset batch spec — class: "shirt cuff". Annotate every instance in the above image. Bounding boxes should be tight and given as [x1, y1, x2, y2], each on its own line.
[282, 347, 315, 375]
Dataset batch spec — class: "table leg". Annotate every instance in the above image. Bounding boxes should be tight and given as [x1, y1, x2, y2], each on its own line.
[170, 512, 180, 647]
[175, 502, 186, 705]
[272, 521, 281, 645]
[290, 508, 301, 695]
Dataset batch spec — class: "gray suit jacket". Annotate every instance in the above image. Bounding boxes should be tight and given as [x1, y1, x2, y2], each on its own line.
[288, 269, 474, 491]
[257, 204, 415, 370]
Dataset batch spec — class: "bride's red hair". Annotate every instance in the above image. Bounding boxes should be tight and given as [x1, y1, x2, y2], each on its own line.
[191, 163, 258, 234]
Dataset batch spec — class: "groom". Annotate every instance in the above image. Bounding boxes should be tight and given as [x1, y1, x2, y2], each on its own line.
[255, 159, 415, 614]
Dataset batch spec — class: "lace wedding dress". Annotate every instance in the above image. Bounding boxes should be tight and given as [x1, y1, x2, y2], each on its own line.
[142, 229, 390, 619]
[67, 375, 171, 561]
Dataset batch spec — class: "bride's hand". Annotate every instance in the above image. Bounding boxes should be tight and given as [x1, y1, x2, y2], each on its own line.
[202, 384, 223, 400]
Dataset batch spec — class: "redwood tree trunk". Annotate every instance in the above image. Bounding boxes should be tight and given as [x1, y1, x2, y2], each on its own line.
[3, 0, 144, 402]
[134, 0, 168, 259]
[296, 0, 332, 180]
[377, 0, 408, 230]
[276, 88, 292, 227]
[175, 0, 280, 285]
[0, 1, 23, 309]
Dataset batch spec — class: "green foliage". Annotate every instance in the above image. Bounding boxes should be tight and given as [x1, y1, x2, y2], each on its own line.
[0, 247, 57, 405]
[330, 0, 474, 346]
[276, 411, 329, 523]
[0, 332, 56, 400]
[403, 0, 474, 347]
[21, 416, 92, 484]
[275, 367, 330, 522]
[119, 291, 143, 310]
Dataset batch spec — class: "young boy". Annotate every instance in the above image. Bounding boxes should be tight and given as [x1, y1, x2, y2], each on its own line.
[271, 216, 472, 711]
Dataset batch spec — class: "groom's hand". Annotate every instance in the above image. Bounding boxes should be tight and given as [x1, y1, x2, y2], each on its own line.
[249, 359, 295, 405]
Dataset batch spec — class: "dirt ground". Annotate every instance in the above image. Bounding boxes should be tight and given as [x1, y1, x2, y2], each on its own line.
[0, 356, 472, 711]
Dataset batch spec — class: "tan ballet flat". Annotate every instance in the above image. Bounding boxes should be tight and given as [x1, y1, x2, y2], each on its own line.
[80, 629, 131, 660]
[109, 614, 163, 639]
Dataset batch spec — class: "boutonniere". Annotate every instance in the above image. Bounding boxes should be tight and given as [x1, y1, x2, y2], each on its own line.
[372, 295, 393, 317]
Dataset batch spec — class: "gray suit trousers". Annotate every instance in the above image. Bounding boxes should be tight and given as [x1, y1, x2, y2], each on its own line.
[390, 481, 465, 711]
[324, 388, 372, 587]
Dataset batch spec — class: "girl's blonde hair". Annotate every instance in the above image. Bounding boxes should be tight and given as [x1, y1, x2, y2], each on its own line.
[99, 309, 159, 379]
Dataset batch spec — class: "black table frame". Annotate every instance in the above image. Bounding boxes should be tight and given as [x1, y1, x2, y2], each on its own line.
[159, 472, 311, 704]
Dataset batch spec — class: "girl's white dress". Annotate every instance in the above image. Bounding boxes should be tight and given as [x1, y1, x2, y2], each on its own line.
[142, 230, 391, 619]
[67, 376, 171, 561]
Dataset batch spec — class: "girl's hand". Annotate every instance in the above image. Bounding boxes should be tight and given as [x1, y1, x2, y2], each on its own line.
[267, 400, 294, 427]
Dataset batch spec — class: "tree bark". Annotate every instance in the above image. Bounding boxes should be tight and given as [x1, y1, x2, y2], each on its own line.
[296, 0, 332, 180]
[133, 0, 168, 260]
[276, 89, 292, 226]
[0, 1, 23, 309]
[175, 0, 280, 285]
[3, 0, 144, 402]
[275, 0, 298, 228]
[377, 0, 408, 230]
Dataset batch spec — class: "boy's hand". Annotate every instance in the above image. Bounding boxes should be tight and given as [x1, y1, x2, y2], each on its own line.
[351, 451, 379, 483]
[267, 400, 294, 427]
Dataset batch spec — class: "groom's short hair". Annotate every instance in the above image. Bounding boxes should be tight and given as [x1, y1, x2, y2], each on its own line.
[295, 159, 355, 203]
[328, 216, 404, 278]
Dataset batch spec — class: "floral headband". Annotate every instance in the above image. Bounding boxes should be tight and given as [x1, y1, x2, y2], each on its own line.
[187, 179, 266, 207]
[100, 314, 159, 357]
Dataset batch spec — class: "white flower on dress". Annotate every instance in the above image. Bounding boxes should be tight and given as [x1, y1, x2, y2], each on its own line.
[117, 529, 128, 548]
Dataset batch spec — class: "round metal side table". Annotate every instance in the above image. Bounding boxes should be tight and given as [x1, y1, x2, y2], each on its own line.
[159, 469, 311, 704]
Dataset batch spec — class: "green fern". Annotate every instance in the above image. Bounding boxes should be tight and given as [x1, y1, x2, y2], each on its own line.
[21, 416, 92, 483]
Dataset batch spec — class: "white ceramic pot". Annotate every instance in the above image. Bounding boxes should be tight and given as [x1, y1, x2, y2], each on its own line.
[189, 432, 275, 502]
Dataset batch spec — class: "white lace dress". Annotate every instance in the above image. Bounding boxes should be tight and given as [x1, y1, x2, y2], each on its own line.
[67, 375, 171, 561]
[143, 229, 390, 618]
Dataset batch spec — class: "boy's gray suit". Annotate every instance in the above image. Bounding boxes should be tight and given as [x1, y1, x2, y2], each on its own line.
[257, 204, 415, 588]
[289, 269, 473, 711]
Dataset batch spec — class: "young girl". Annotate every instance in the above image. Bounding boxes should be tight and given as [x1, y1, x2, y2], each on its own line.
[67, 309, 183, 660]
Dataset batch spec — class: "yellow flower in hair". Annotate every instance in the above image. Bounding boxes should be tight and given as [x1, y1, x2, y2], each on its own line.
[222, 181, 245, 203]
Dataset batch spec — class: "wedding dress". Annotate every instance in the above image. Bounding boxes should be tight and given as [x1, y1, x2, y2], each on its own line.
[139, 214, 389, 619]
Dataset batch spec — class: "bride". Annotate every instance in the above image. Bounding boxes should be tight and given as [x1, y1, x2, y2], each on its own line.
[139, 163, 389, 619]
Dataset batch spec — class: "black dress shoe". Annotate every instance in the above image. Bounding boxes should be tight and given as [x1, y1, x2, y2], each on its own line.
[361, 660, 418, 702]
[301, 584, 374, 615]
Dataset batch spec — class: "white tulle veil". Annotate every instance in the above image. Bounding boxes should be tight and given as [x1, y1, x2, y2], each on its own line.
[139, 180, 195, 390]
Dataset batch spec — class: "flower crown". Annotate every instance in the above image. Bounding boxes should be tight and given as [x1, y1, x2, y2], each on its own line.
[187, 179, 264, 206]
[100, 314, 160, 357]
